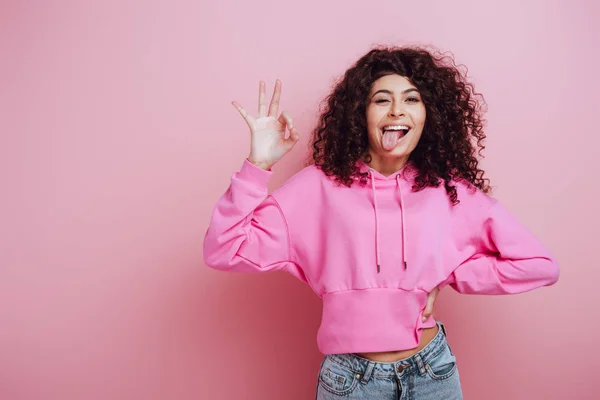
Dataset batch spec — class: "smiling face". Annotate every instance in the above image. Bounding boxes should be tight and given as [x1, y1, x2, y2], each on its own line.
[365, 74, 426, 174]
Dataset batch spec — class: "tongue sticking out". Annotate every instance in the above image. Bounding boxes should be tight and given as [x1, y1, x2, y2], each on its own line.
[382, 130, 400, 151]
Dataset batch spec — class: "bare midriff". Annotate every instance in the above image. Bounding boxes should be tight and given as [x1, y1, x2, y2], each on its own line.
[355, 324, 439, 362]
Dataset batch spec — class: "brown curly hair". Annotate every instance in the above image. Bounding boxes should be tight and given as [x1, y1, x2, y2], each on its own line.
[308, 45, 491, 205]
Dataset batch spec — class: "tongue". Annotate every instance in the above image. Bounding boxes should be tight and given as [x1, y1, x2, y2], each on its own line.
[382, 130, 400, 151]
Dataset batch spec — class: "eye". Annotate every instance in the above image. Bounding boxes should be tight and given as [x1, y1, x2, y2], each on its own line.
[406, 97, 420, 103]
[375, 99, 390, 104]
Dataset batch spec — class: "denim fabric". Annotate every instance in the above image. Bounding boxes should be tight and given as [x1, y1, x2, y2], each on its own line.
[315, 321, 463, 400]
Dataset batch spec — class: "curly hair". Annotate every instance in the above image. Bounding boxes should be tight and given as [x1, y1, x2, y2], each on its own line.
[308, 45, 491, 205]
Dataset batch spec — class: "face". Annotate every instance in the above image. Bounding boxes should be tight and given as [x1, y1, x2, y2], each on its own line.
[366, 74, 426, 167]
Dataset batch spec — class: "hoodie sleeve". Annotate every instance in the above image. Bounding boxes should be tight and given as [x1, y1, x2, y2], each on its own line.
[442, 200, 559, 295]
[202, 159, 307, 283]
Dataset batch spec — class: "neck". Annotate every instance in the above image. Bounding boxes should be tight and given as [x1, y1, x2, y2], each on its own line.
[364, 153, 410, 177]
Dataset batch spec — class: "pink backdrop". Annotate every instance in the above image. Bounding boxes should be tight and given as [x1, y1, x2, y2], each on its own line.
[1, 1, 598, 399]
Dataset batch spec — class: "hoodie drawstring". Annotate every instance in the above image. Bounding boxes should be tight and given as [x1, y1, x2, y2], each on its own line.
[369, 171, 381, 273]
[396, 174, 408, 270]
[368, 169, 408, 273]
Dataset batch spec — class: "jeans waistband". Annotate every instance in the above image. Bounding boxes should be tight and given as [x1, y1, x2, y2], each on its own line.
[324, 321, 449, 380]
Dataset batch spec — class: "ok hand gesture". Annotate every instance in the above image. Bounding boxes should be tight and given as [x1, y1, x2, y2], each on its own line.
[232, 80, 300, 171]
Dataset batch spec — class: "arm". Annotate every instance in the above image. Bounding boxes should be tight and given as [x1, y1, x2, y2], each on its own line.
[203, 79, 305, 281]
[202, 159, 306, 282]
[442, 201, 559, 295]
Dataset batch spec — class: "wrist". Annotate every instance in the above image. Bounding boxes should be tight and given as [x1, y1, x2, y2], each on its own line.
[247, 158, 272, 171]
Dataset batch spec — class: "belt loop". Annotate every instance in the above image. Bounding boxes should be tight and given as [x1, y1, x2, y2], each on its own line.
[414, 353, 427, 376]
[361, 361, 375, 384]
[439, 321, 447, 337]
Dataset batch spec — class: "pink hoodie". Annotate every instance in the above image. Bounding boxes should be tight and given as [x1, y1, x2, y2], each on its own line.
[203, 159, 559, 354]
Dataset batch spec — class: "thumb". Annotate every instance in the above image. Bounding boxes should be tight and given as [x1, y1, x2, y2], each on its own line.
[422, 286, 439, 322]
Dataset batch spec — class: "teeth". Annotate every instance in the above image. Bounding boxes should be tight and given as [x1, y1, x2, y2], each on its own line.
[382, 125, 410, 131]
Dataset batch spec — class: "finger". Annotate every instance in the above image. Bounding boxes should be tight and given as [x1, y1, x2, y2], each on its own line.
[232, 101, 254, 128]
[290, 125, 300, 142]
[422, 293, 435, 322]
[268, 79, 282, 118]
[276, 112, 287, 140]
[278, 111, 294, 140]
[286, 115, 300, 142]
[258, 81, 267, 118]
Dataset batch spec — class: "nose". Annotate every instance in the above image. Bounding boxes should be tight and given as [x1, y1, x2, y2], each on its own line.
[388, 102, 404, 117]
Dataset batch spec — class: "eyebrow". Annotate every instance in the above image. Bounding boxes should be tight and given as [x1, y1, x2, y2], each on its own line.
[371, 88, 420, 97]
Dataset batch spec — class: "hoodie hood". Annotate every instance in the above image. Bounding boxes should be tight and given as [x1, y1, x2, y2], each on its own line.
[357, 159, 419, 184]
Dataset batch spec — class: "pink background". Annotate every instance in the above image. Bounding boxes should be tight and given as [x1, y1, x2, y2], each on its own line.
[1, 1, 598, 399]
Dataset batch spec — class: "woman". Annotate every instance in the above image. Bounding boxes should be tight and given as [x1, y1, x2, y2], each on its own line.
[203, 46, 559, 399]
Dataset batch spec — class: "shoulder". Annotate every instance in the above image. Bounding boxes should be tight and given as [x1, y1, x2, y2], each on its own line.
[283, 163, 324, 184]
[416, 174, 496, 207]
[270, 164, 329, 202]
[445, 178, 498, 218]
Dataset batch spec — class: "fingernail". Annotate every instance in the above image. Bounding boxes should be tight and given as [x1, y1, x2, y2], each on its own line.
[422, 316, 427, 322]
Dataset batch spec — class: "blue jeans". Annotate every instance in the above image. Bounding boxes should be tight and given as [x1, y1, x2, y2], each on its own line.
[315, 321, 463, 399]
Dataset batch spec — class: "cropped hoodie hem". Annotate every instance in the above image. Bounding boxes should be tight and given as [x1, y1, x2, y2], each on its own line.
[319, 288, 437, 354]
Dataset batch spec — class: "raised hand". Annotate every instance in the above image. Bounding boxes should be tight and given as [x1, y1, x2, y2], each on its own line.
[232, 80, 300, 170]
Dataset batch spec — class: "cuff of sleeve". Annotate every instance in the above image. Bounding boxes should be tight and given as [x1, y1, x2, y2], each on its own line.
[238, 158, 272, 188]
[438, 273, 455, 290]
